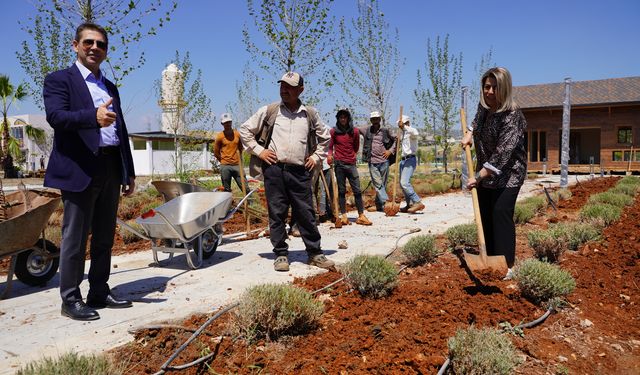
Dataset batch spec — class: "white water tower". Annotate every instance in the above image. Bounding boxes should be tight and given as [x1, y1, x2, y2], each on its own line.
[160, 63, 185, 134]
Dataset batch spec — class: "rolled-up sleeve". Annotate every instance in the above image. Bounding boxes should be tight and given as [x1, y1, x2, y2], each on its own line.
[239, 105, 268, 157]
[311, 112, 330, 163]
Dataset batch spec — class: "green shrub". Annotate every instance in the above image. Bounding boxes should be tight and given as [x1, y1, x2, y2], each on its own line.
[521, 195, 546, 212]
[17, 352, 124, 375]
[119, 220, 144, 244]
[561, 222, 602, 251]
[342, 254, 398, 298]
[448, 326, 520, 375]
[618, 176, 640, 186]
[428, 181, 450, 194]
[579, 203, 622, 226]
[401, 234, 438, 265]
[228, 283, 323, 342]
[514, 203, 536, 224]
[445, 223, 478, 249]
[527, 172, 539, 179]
[514, 259, 576, 304]
[528, 222, 602, 262]
[588, 191, 634, 208]
[610, 183, 640, 197]
[527, 228, 565, 263]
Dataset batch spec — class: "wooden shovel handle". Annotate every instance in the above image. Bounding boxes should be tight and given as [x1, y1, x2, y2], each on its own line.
[460, 108, 488, 258]
[391, 106, 403, 202]
[238, 150, 250, 233]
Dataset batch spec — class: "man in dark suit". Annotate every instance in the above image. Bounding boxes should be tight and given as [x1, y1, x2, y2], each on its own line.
[43, 23, 136, 321]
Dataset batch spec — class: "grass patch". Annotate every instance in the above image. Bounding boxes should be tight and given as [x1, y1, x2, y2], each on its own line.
[401, 234, 438, 266]
[228, 283, 323, 342]
[520, 195, 546, 211]
[550, 188, 572, 202]
[448, 326, 520, 375]
[514, 259, 576, 304]
[445, 223, 478, 249]
[618, 176, 640, 186]
[342, 254, 398, 298]
[588, 191, 634, 208]
[17, 351, 125, 375]
[579, 203, 622, 226]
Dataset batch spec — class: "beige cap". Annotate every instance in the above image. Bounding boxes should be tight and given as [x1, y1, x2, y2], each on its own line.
[370, 111, 381, 118]
[278, 71, 304, 87]
[401, 115, 410, 124]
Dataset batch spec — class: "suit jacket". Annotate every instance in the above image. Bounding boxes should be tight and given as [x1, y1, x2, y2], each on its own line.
[43, 64, 135, 192]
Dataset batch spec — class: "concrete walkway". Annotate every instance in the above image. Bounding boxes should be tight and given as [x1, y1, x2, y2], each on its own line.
[0, 175, 582, 373]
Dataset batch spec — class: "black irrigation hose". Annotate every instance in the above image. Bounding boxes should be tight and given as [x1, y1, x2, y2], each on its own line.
[153, 302, 238, 375]
[152, 228, 422, 374]
[436, 307, 555, 374]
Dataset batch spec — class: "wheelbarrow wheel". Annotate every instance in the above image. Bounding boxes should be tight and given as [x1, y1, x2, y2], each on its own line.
[14, 239, 60, 286]
[193, 228, 219, 259]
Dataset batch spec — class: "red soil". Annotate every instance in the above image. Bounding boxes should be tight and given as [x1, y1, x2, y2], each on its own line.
[112, 176, 640, 374]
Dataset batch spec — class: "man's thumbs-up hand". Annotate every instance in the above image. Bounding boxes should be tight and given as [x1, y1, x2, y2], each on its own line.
[97, 97, 117, 127]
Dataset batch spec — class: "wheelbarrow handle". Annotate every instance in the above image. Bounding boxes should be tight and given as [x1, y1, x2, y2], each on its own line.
[116, 218, 152, 241]
[219, 187, 259, 223]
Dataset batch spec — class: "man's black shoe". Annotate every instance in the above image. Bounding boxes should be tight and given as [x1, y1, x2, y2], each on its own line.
[61, 301, 100, 321]
[86, 294, 133, 309]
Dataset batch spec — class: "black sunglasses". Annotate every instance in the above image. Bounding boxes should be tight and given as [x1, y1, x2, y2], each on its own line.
[80, 38, 107, 51]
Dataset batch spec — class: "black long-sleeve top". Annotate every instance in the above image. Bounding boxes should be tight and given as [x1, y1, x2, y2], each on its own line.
[471, 104, 528, 189]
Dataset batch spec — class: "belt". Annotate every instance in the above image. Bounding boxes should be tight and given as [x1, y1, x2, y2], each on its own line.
[274, 162, 306, 171]
[98, 146, 120, 155]
[401, 154, 415, 161]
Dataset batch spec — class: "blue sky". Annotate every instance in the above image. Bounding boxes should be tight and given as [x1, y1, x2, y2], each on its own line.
[1, 0, 639, 132]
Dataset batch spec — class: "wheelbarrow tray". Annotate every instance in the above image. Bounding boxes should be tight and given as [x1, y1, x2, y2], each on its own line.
[0, 190, 61, 256]
[136, 191, 232, 241]
[151, 180, 208, 202]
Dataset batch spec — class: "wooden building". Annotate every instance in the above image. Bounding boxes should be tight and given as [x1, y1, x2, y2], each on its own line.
[514, 76, 640, 174]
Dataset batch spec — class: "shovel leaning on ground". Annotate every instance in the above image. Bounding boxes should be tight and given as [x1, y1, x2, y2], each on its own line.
[384, 105, 403, 216]
[459, 107, 508, 272]
[328, 165, 344, 227]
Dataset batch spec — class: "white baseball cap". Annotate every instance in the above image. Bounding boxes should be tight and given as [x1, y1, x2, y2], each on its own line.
[370, 111, 381, 118]
[220, 113, 232, 124]
[278, 71, 304, 87]
[401, 115, 410, 124]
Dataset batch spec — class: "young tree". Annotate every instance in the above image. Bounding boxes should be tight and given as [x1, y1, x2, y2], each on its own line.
[226, 63, 266, 127]
[332, 0, 403, 125]
[414, 35, 462, 173]
[16, 0, 178, 103]
[466, 47, 494, 115]
[0, 75, 45, 177]
[157, 51, 215, 179]
[242, 0, 336, 104]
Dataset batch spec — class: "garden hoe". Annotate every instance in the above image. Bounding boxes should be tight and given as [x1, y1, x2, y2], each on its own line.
[460, 108, 508, 273]
[384, 105, 403, 216]
[319, 169, 341, 228]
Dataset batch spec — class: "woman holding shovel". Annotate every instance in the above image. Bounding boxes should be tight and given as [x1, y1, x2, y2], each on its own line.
[461, 67, 527, 279]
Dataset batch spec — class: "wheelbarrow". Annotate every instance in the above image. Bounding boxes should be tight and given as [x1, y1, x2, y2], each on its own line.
[118, 181, 257, 269]
[0, 189, 61, 299]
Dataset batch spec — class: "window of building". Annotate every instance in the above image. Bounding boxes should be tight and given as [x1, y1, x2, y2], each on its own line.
[527, 130, 547, 162]
[617, 127, 633, 144]
[151, 140, 175, 150]
[132, 140, 146, 150]
[10, 126, 24, 140]
[612, 150, 633, 162]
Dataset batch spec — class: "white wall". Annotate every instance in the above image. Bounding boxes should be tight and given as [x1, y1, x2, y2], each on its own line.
[130, 141, 212, 176]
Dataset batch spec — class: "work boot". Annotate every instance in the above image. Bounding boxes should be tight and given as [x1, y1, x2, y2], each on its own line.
[274, 255, 290, 272]
[503, 268, 514, 281]
[355, 213, 372, 226]
[407, 202, 425, 214]
[400, 205, 410, 213]
[341, 213, 350, 225]
[308, 253, 335, 269]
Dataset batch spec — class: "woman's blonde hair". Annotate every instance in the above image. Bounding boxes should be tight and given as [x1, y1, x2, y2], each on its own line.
[479, 67, 518, 112]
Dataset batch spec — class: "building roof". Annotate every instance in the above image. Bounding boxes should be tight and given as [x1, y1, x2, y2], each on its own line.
[514, 76, 640, 109]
